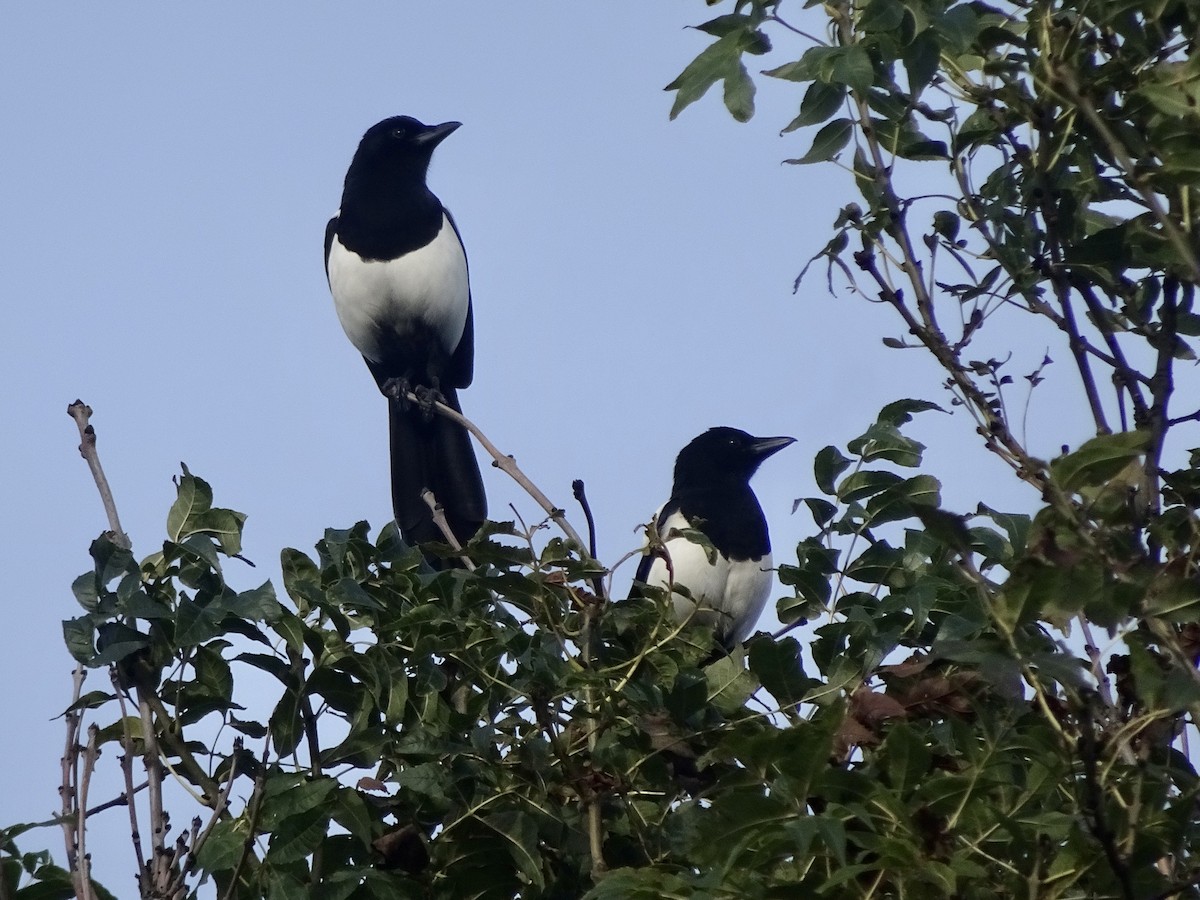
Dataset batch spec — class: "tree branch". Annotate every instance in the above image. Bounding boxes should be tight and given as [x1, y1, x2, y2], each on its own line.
[420, 490, 476, 571]
[413, 390, 596, 565]
[67, 401, 129, 549]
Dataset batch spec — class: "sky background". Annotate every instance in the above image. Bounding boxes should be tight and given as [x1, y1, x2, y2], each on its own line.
[1, 3, 1100, 891]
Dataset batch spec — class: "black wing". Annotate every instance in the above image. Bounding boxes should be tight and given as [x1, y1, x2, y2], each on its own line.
[323, 214, 338, 283]
[443, 208, 474, 388]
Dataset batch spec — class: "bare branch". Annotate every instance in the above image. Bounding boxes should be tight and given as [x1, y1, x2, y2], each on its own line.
[66, 400, 129, 548]
[59, 665, 86, 889]
[111, 671, 147, 875]
[420, 489, 476, 571]
[413, 390, 593, 562]
[76, 725, 99, 900]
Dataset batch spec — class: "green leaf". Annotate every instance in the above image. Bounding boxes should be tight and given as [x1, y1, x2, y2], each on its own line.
[268, 806, 330, 865]
[837, 469, 903, 503]
[802, 497, 838, 526]
[845, 541, 905, 586]
[935, 4, 981, 55]
[62, 617, 95, 663]
[64, 691, 115, 713]
[91, 623, 148, 666]
[231, 581, 281, 621]
[191, 508, 246, 556]
[484, 811, 544, 890]
[848, 421, 926, 467]
[194, 820, 246, 872]
[71, 572, 99, 612]
[269, 688, 303, 758]
[167, 468, 213, 542]
[724, 61, 756, 122]
[1135, 83, 1200, 119]
[814, 445, 853, 495]
[864, 474, 942, 525]
[748, 636, 816, 706]
[904, 29, 941, 98]
[331, 789, 376, 846]
[877, 398, 944, 426]
[831, 45, 875, 94]
[782, 82, 847, 133]
[860, 0, 906, 33]
[785, 118, 852, 164]
[975, 504, 1031, 554]
[692, 13, 751, 38]
[666, 31, 751, 120]
[1049, 431, 1149, 492]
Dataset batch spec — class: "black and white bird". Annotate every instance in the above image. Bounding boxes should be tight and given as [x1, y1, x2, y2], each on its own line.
[633, 427, 795, 652]
[325, 116, 486, 558]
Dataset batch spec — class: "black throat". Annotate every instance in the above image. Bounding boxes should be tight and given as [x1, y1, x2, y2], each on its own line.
[337, 167, 445, 262]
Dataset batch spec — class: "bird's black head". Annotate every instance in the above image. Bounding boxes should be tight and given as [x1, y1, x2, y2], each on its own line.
[673, 427, 795, 490]
[345, 116, 462, 186]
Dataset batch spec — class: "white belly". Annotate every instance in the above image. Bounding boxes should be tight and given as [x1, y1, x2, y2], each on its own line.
[643, 510, 772, 646]
[327, 213, 469, 363]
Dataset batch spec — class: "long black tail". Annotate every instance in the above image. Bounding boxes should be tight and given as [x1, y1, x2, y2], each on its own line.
[388, 388, 487, 564]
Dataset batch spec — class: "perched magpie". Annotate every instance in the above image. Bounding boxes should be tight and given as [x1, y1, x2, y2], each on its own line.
[634, 427, 795, 652]
[325, 116, 487, 557]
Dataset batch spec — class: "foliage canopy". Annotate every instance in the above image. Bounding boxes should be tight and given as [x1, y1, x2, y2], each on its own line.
[7, 0, 1200, 897]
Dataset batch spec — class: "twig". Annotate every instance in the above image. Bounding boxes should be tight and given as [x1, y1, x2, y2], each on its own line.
[59, 665, 86, 893]
[571, 480, 607, 600]
[1078, 700, 1136, 900]
[220, 763, 267, 900]
[579, 582, 606, 878]
[137, 693, 166, 872]
[141, 692, 221, 804]
[1050, 70, 1200, 285]
[420, 490, 476, 571]
[84, 781, 149, 818]
[186, 738, 242, 876]
[299, 691, 324, 884]
[412, 391, 592, 560]
[76, 725, 99, 900]
[571, 480, 599, 561]
[111, 670, 148, 874]
[67, 401, 129, 548]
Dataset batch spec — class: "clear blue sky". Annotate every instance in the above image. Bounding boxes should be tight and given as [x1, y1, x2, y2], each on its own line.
[1, 3, 1085, 889]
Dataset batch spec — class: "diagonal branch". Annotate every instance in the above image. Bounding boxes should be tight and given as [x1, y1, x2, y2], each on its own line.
[67, 401, 129, 549]
[413, 390, 595, 565]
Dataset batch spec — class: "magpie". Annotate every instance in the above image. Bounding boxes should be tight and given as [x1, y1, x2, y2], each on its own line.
[325, 116, 487, 559]
[633, 427, 795, 653]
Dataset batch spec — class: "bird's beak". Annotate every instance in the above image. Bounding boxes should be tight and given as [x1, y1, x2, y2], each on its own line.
[751, 435, 796, 459]
[415, 121, 462, 148]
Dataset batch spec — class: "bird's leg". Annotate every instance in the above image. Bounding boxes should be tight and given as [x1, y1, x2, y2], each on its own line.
[413, 376, 446, 422]
[381, 376, 415, 409]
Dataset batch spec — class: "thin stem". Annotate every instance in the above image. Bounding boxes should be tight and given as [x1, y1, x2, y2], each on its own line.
[76, 726, 99, 900]
[571, 480, 607, 601]
[420, 490, 476, 570]
[59, 665, 85, 886]
[111, 671, 148, 876]
[186, 738, 242, 876]
[413, 390, 593, 560]
[137, 693, 166, 868]
[66, 401, 129, 548]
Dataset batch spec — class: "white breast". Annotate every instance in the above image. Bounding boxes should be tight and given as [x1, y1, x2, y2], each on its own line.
[642, 509, 773, 646]
[327, 213, 469, 364]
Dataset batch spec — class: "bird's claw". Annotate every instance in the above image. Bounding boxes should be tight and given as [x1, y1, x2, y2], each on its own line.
[382, 377, 414, 408]
[413, 382, 445, 421]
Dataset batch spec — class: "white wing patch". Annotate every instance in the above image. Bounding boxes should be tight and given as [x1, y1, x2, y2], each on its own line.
[327, 213, 469, 363]
[642, 509, 772, 646]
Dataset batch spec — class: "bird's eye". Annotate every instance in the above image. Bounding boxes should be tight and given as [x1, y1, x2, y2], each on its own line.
[391, 127, 406, 139]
